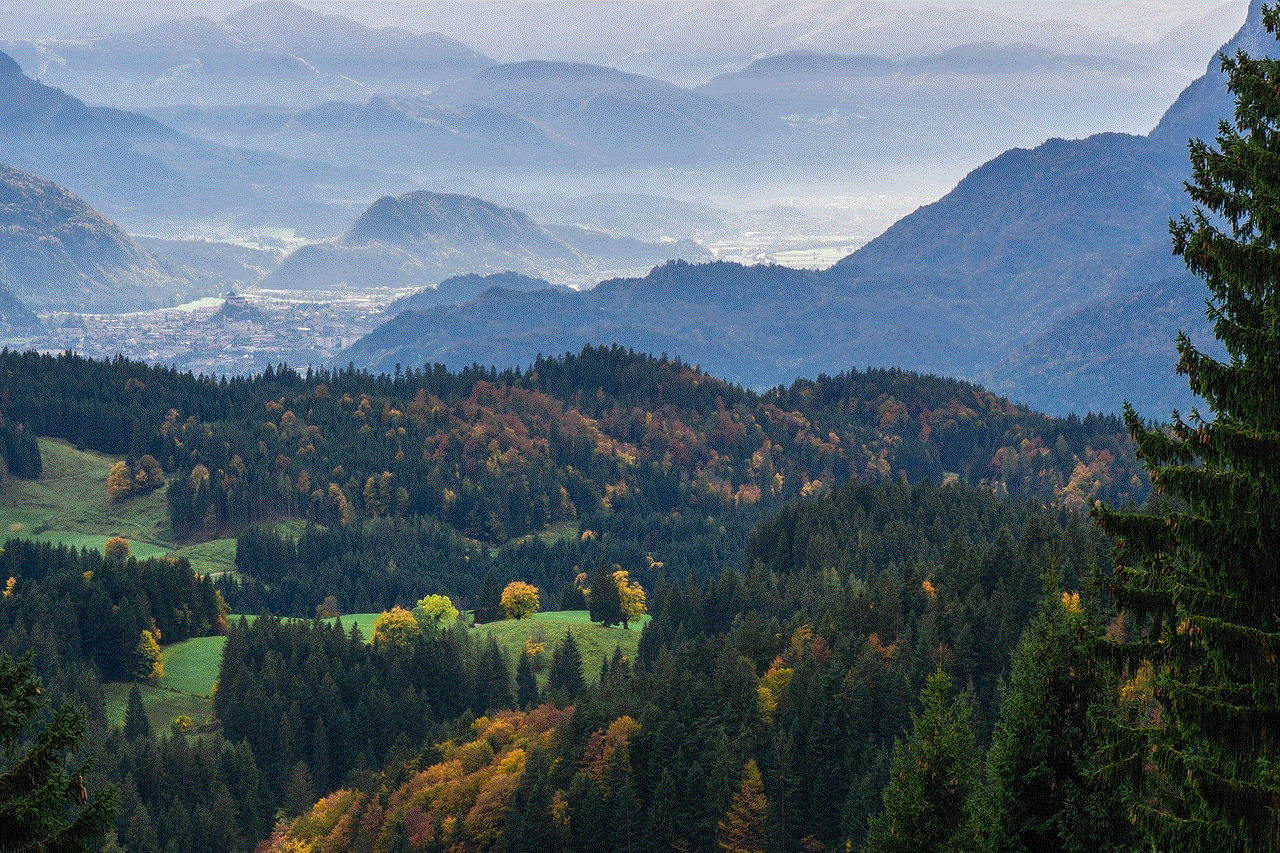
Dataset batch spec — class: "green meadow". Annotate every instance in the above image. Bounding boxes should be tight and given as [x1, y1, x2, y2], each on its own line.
[480, 610, 649, 685]
[0, 437, 172, 557]
[103, 635, 228, 731]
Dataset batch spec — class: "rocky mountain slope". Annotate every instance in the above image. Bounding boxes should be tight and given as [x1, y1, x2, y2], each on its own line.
[0, 164, 191, 312]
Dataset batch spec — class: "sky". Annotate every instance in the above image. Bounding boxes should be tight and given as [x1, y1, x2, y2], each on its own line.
[0, 0, 1243, 41]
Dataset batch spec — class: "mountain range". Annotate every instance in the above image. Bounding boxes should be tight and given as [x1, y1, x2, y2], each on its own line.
[0, 0, 491, 110]
[341, 1, 1271, 415]
[0, 47, 401, 237]
[147, 42, 1180, 182]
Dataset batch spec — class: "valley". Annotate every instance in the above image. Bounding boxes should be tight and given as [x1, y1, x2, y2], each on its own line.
[0, 3, 1275, 853]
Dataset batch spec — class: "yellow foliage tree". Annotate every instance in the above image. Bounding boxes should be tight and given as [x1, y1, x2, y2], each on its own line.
[371, 606, 422, 649]
[613, 570, 646, 626]
[134, 630, 163, 683]
[104, 536, 131, 561]
[106, 461, 132, 501]
[413, 594, 459, 632]
[500, 582, 539, 619]
[717, 758, 766, 853]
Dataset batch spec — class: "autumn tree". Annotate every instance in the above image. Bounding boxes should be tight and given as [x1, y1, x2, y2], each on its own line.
[103, 536, 130, 562]
[0, 653, 118, 852]
[1091, 8, 1280, 851]
[612, 570, 646, 627]
[106, 462, 132, 501]
[372, 606, 422, 649]
[134, 630, 163, 684]
[413, 593, 459, 632]
[501, 582, 540, 619]
[717, 758, 766, 853]
[864, 668, 978, 853]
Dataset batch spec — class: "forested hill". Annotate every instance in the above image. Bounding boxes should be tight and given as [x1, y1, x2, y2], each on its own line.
[0, 346, 1146, 853]
[253, 478, 1119, 853]
[1, 346, 1144, 543]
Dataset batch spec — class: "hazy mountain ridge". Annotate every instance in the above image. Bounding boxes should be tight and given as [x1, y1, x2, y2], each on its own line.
[267, 191, 708, 293]
[0, 0, 493, 110]
[342, 2, 1273, 415]
[0, 47, 404, 237]
[385, 272, 563, 314]
[0, 163, 189, 311]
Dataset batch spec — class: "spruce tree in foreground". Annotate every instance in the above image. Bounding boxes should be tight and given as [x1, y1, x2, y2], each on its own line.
[981, 592, 1137, 853]
[0, 653, 118, 852]
[1092, 7, 1280, 850]
[864, 668, 978, 853]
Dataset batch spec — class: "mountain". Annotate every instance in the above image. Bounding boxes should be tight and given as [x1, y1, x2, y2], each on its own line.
[699, 44, 1183, 162]
[0, 163, 190, 311]
[0, 0, 492, 109]
[149, 96, 591, 175]
[340, 1, 1273, 416]
[135, 237, 283, 294]
[0, 48, 401, 237]
[0, 281, 38, 329]
[266, 191, 710, 292]
[385, 272, 563, 314]
[429, 61, 770, 166]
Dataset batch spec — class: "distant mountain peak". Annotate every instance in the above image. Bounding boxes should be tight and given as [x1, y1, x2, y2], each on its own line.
[343, 190, 555, 249]
[1151, 0, 1274, 144]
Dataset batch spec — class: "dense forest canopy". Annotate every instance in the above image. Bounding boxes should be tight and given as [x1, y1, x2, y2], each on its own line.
[0, 343, 1144, 853]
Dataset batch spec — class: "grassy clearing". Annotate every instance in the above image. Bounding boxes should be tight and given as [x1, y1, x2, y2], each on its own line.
[480, 610, 649, 685]
[322, 613, 381, 639]
[167, 538, 238, 576]
[0, 438, 172, 552]
[102, 634, 227, 730]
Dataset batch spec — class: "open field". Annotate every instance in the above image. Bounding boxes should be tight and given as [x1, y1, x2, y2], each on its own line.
[322, 612, 381, 639]
[0, 438, 172, 554]
[480, 610, 649, 685]
[103, 635, 227, 730]
[167, 537, 238, 575]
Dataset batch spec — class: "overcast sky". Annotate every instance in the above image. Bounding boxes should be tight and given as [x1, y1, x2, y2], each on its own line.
[1, 0, 1244, 39]
[0, 0, 1251, 80]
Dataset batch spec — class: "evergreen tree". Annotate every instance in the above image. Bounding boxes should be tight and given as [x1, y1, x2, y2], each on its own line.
[0, 653, 119, 852]
[980, 592, 1136, 853]
[864, 668, 978, 853]
[588, 561, 623, 628]
[516, 651, 539, 710]
[1092, 8, 1280, 850]
[547, 632, 584, 702]
[122, 685, 152, 742]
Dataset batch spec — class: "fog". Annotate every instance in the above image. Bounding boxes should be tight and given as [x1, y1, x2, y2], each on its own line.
[0, 0, 1252, 260]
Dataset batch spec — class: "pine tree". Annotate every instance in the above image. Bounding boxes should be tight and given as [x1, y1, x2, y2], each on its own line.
[588, 561, 623, 627]
[864, 668, 978, 853]
[1092, 7, 1280, 850]
[516, 651, 539, 710]
[980, 592, 1136, 853]
[0, 653, 119, 852]
[122, 685, 152, 742]
[547, 632, 584, 702]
